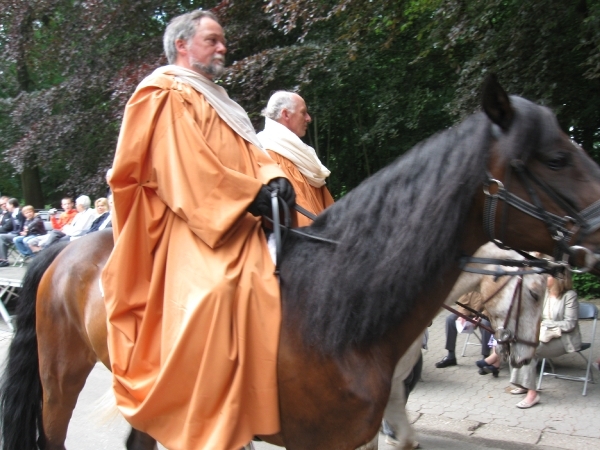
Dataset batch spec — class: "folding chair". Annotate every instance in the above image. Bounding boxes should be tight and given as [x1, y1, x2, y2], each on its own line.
[461, 326, 483, 356]
[536, 302, 598, 396]
[6, 242, 22, 266]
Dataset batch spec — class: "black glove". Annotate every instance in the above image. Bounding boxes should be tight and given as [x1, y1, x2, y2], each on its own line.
[267, 178, 296, 209]
[248, 185, 272, 217]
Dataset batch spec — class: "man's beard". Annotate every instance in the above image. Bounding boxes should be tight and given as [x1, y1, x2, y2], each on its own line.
[191, 55, 225, 79]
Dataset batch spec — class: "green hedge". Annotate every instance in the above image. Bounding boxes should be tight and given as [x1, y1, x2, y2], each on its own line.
[572, 272, 600, 299]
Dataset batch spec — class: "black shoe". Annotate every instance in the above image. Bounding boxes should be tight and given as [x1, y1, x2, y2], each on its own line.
[476, 359, 487, 369]
[435, 356, 457, 368]
[0, 260, 9, 267]
[478, 368, 487, 375]
[483, 364, 500, 377]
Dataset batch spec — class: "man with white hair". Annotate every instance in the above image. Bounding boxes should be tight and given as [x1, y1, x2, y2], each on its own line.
[258, 91, 333, 226]
[42, 195, 96, 247]
[102, 9, 293, 450]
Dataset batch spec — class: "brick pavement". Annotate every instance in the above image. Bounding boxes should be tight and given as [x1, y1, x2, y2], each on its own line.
[405, 307, 600, 449]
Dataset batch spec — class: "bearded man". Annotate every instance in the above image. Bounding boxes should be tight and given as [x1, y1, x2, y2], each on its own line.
[258, 91, 334, 226]
[102, 10, 294, 450]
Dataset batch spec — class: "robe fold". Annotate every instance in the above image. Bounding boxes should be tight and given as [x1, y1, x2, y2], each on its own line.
[102, 71, 285, 450]
[266, 151, 334, 226]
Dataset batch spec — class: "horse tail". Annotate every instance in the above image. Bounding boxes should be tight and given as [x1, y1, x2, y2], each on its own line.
[0, 242, 70, 450]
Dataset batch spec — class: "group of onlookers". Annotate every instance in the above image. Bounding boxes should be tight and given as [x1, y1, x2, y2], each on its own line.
[0, 194, 112, 267]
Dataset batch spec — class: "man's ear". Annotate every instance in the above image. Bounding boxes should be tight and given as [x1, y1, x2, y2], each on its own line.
[279, 109, 291, 125]
[175, 39, 188, 56]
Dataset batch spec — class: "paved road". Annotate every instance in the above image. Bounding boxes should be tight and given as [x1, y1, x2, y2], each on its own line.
[1, 286, 599, 449]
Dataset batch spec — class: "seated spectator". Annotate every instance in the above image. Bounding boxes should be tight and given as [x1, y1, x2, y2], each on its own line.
[435, 291, 493, 369]
[0, 197, 12, 234]
[49, 197, 77, 230]
[71, 197, 112, 240]
[13, 206, 47, 259]
[42, 195, 96, 248]
[509, 273, 580, 409]
[32, 197, 77, 252]
[0, 198, 25, 267]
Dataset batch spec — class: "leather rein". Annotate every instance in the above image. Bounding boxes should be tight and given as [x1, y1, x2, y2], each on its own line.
[442, 275, 539, 351]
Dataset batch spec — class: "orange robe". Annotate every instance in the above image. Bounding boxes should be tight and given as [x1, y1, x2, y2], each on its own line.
[266, 151, 334, 227]
[102, 72, 285, 450]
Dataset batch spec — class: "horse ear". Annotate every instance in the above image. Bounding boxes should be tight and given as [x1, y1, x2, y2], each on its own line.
[481, 74, 514, 131]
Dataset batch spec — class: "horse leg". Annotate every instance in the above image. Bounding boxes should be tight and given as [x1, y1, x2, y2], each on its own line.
[37, 321, 97, 449]
[126, 428, 159, 450]
[382, 346, 423, 449]
[382, 373, 420, 450]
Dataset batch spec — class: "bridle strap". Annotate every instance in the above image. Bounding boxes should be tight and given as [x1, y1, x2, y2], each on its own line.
[441, 276, 512, 336]
[480, 157, 600, 272]
[495, 276, 539, 349]
[441, 304, 495, 334]
[459, 255, 566, 277]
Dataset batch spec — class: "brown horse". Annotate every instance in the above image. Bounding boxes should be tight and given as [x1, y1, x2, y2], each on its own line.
[3, 75, 600, 450]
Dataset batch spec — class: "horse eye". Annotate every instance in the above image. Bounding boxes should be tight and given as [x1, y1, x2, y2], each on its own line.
[547, 154, 568, 171]
[529, 289, 540, 302]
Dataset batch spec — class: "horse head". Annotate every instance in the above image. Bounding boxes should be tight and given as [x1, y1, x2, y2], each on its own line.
[482, 75, 600, 270]
[480, 271, 546, 368]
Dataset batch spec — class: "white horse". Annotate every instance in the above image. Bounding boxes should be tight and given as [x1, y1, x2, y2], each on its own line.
[368, 242, 547, 450]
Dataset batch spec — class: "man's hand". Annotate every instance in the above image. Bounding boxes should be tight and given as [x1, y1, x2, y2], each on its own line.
[267, 178, 296, 209]
[248, 185, 272, 217]
[248, 178, 296, 217]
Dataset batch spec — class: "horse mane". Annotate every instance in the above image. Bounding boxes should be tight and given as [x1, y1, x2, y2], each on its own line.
[280, 98, 552, 354]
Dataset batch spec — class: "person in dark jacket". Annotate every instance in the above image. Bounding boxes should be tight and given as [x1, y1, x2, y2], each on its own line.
[13, 205, 47, 258]
[0, 198, 25, 267]
[0, 196, 13, 234]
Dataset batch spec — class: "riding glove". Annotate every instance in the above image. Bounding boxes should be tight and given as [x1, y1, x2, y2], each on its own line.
[248, 185, 273, 217]
[267, 177, 296, 209]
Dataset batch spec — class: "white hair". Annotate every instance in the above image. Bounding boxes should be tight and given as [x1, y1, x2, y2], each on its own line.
[163, 10, 219, 64]
[76, 195, 91, 209]
[262, 91, 298, 120]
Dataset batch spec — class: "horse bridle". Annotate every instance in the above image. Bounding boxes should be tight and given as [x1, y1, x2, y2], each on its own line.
[482, 158, 600, 273]
[443, 275, 539, 354]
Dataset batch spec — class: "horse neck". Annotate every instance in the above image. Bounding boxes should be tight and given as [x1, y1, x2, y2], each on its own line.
[281, 113, 493, 356]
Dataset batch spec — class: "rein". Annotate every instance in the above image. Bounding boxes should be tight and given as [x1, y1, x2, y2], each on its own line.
[267, 192, 338, 275]
[443, 275, 539, 352]
[442, 276, 511, 335]
[459, 255, 565, 277]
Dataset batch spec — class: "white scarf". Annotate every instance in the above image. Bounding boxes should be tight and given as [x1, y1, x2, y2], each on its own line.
[149, 65, 266, 153]
[257, 118, 330, 187]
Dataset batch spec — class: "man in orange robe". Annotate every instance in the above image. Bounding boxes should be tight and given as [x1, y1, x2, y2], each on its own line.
[257, 91, 334, 226]
[102, 10, 294, 450]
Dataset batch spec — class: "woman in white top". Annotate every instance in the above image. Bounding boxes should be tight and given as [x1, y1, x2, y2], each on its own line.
[510, 273, 581, 408]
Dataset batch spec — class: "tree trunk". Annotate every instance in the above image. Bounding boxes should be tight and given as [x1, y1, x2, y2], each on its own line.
[15, 6, 45, 207]
[20, 165, 45, 208]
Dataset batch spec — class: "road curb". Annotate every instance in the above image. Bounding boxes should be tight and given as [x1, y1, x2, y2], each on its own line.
[410, 412, 600, 450]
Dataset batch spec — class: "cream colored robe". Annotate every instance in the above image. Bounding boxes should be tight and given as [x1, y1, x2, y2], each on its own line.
[102, 72, 285, 450]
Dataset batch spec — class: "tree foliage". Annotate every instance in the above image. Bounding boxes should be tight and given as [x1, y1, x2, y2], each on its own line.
[1, 0, 600, 205]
